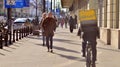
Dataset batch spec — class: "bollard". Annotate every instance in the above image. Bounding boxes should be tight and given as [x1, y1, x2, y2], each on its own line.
[23, 27, 25, 37]
[0, 33, 3, 49]
[4, 32, 8, 46]
[25, 27, 27, 37]
[22, 28, 24, 38]
[26, 27, 28, 36]
[19, 29, 21, 39]
[30, 27, 32, 34]
[27, 27, 29, 36]
[16, 29, 18, 41]
[13, 30, 15, 42]
[9, 31, 12, 44]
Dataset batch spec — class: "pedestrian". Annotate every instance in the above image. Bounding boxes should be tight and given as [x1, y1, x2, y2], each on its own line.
[42, 12, 57, 53]
[65, 15, 68, 28]
[77, 21, 100, 64]
[39, 12, 47, 46]
[69, 16, 75, 33]
[74, 15, 78, 28]
[60, 17, 65, 28]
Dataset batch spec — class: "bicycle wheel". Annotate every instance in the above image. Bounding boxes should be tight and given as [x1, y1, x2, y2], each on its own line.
[86, 45, 92, 67]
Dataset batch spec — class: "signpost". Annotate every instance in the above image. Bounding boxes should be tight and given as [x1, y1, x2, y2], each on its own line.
[5, 0, 29, 8]
[6, 0, 15, 5]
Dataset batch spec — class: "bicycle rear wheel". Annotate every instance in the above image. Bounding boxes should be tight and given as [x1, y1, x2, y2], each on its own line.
[86, 45, 92, 67]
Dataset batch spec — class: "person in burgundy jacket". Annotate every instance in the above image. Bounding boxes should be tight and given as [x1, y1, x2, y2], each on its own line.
[42, 12, 57, 53]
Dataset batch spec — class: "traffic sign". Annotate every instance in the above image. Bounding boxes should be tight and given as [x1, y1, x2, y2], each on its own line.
[4, 0, 30, 8]
[6, 0, 15, 5]
[24, 0, 30, 7]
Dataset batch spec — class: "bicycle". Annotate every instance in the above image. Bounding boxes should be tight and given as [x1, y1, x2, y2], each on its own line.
[86, 41, 96, 67]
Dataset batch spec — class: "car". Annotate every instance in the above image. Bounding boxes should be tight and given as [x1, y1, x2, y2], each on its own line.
[13, 18, 32, 29]
[28, 17, 35, 23]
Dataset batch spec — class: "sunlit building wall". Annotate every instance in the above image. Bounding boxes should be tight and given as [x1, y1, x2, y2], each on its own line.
[61, 0, 120, 49]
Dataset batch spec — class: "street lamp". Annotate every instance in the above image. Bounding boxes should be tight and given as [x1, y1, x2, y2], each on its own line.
[35, 0, 39, 25]
[36, 0, 38, 17]
[43, 0, 46, 13]
[7, 0, 15, 45]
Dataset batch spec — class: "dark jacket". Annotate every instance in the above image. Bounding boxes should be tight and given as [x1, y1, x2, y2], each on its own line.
[78, 27, 100, 42]
[42, 17, 56, 36]
[69, 16, 74, 26]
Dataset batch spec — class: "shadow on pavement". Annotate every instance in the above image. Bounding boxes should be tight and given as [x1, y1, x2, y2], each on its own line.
[35, 44, 44, 47]
[54, 46, 80, 54]
[97, 46, 120, 52]
[53, 52, 85, 62]
[54, 38, 81, 46]
[27, 36, 42, 40]
[0, 52, 5, 56]
[7, 47, 16, 49]
[28, 36, 81, 46]
[12, 45, 20, 47]
[2, 49, 12, 52]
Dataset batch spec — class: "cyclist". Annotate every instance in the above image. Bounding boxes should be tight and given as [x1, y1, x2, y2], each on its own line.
[77, 21, 100, 63]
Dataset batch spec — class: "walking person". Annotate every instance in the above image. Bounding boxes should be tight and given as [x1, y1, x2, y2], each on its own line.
[74, 15, 78, 28]
[69, 16, 75, 33]
[42, 12, 57, 53]
[65, 16, 68, 28]
[39, 12, 47, 46]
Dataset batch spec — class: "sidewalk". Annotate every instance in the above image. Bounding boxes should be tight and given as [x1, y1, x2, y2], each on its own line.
[0, 27, 120, 67]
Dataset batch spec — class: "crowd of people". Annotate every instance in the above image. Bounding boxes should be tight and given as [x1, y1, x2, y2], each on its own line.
[38, 12, 99, 65]
[38, 12, 79, 53]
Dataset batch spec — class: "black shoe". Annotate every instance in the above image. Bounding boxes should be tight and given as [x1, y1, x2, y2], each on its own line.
[43, 44, 45, 46]
[51, 50, 53, 53]
[81, 52, 86, 57]
[82, 54, 86, 57]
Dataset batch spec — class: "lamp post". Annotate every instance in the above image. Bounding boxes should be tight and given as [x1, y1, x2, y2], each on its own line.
[43, 0, 46, 13]
[51, 0, 52, 11]
[36, 0, 38, 17]
[35, 0, 39, 25]
[7, 0, 15, 45]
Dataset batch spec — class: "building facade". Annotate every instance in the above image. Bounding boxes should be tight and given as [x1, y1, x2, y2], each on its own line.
[0, 0, 4, 16]
[61, 0, 120, 49]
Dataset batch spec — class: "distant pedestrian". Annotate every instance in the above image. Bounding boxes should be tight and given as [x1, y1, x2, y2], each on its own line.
[60, 17, 65, 28]
[39, 12, 47, 46]
[74, 15, 78, 28]
[69, 16, 75, 33]
[65, 16, 68, 28]
[42, 12, 57, 53]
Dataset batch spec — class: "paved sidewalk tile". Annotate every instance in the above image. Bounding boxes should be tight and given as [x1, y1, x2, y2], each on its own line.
[0, 27, 120, 67]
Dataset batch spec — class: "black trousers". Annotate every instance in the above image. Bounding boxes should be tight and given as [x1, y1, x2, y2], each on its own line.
[42, 35, 45, 45]
[42, 30, 45, 45]
[46, 36, 53, 50]
[82, 39, 97, 61]
[70, 26, 73, 33]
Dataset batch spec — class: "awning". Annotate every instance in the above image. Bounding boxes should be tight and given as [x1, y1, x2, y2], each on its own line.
[61, 0, 73, 8]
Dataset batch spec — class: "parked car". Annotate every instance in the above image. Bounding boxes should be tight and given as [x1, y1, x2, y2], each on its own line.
[13, 18, 32, 29]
